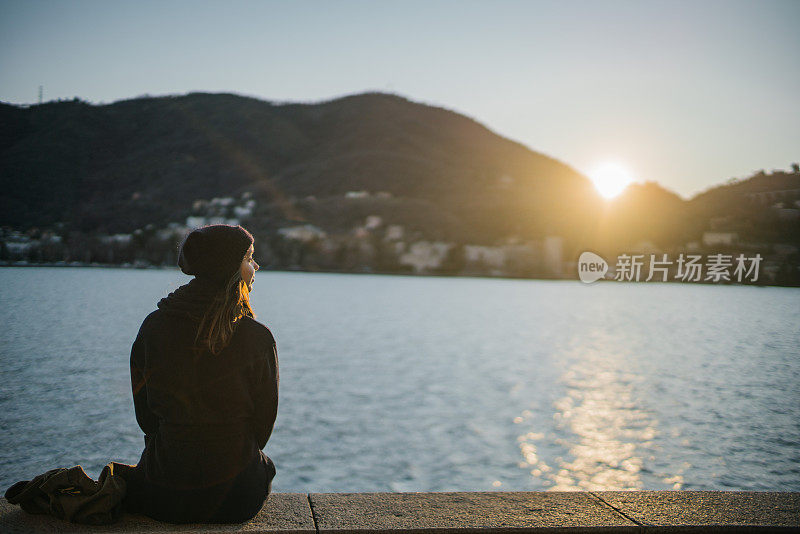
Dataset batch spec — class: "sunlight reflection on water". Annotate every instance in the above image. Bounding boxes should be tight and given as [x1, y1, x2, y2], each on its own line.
[552, 347, 657, 490]
[515, 332, 667, 490]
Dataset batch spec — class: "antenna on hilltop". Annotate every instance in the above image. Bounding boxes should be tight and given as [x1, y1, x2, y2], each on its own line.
[38, 85, 43, 105]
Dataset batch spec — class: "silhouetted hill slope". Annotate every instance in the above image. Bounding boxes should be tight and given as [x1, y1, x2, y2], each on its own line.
[593, 181, 692, 249]
[3, 91, 795, 255]
[687, 168, 800, 243]
[0, 92, 599, 243]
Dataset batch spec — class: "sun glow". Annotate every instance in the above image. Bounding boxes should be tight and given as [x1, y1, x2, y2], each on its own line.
[588, 162, 635, 199]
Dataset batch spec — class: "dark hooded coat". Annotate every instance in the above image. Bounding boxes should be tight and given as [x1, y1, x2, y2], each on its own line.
[121, 277, 278, 524]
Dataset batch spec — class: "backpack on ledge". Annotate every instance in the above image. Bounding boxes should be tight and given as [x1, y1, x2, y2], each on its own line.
[4, 461, 133, 525]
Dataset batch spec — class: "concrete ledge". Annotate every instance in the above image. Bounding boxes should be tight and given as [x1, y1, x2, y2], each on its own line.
[309, 491, 637, 533]
[1, 492, 798, 533]
[594, 491, 800, 532]
[0, 493, 315, 533]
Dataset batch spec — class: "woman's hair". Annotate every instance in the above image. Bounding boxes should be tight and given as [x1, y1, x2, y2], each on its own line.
[195, 270, 256, 355]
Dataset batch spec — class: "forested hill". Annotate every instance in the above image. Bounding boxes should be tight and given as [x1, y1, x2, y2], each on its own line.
[0, 92, 600, 243]
[2, 91, 798, 264]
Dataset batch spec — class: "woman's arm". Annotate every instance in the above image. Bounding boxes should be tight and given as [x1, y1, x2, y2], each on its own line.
[252, 342, 279, 450]
[130, 322, 159, 437]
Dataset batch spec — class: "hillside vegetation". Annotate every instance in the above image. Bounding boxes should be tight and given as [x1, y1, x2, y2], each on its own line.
[1, 92, 798, 283]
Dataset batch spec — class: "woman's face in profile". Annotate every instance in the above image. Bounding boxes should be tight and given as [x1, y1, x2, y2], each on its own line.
[240, 244, 258, 291]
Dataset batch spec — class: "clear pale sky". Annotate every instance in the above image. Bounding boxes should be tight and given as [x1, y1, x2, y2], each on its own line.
[1, 0, 798, 198]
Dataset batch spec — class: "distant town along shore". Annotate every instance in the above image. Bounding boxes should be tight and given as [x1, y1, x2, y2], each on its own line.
[1, 94, 798, 286]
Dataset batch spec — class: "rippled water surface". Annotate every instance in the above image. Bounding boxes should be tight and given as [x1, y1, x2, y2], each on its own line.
[1, 267, 798, 492]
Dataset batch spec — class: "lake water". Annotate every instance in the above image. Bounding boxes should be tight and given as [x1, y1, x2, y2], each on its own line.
[1, 267, 798, 493]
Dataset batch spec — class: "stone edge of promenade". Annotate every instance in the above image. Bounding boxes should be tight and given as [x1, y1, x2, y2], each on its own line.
[1, 491, 798, 533]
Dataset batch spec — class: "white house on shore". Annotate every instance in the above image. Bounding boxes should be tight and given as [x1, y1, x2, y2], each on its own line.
[702, 231, 738, 247]
[278, 224, 327, 243]
[543, 236, 563, 276]
[399, 241, 453, 273]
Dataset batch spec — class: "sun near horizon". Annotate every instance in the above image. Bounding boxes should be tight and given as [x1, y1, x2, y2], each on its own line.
[588, 161, 635, 199]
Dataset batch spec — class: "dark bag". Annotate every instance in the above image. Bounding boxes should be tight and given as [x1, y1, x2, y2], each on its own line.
[4, 462, 134, 525]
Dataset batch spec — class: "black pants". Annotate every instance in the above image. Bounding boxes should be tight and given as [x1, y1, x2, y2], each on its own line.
[123, 451, 276, 524]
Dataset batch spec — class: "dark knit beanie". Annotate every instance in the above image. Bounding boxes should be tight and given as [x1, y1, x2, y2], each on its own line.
[178, 225, 254, 285]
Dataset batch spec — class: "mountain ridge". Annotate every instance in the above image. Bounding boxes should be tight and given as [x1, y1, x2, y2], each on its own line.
[0, 91, 599, 242]
[1, 91, 797, 258]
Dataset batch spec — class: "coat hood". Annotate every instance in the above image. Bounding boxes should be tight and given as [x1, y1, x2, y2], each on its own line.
[157, 277, 222, 321]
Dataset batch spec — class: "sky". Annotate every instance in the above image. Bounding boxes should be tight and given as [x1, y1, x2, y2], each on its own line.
[1, 0, 798, 198]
